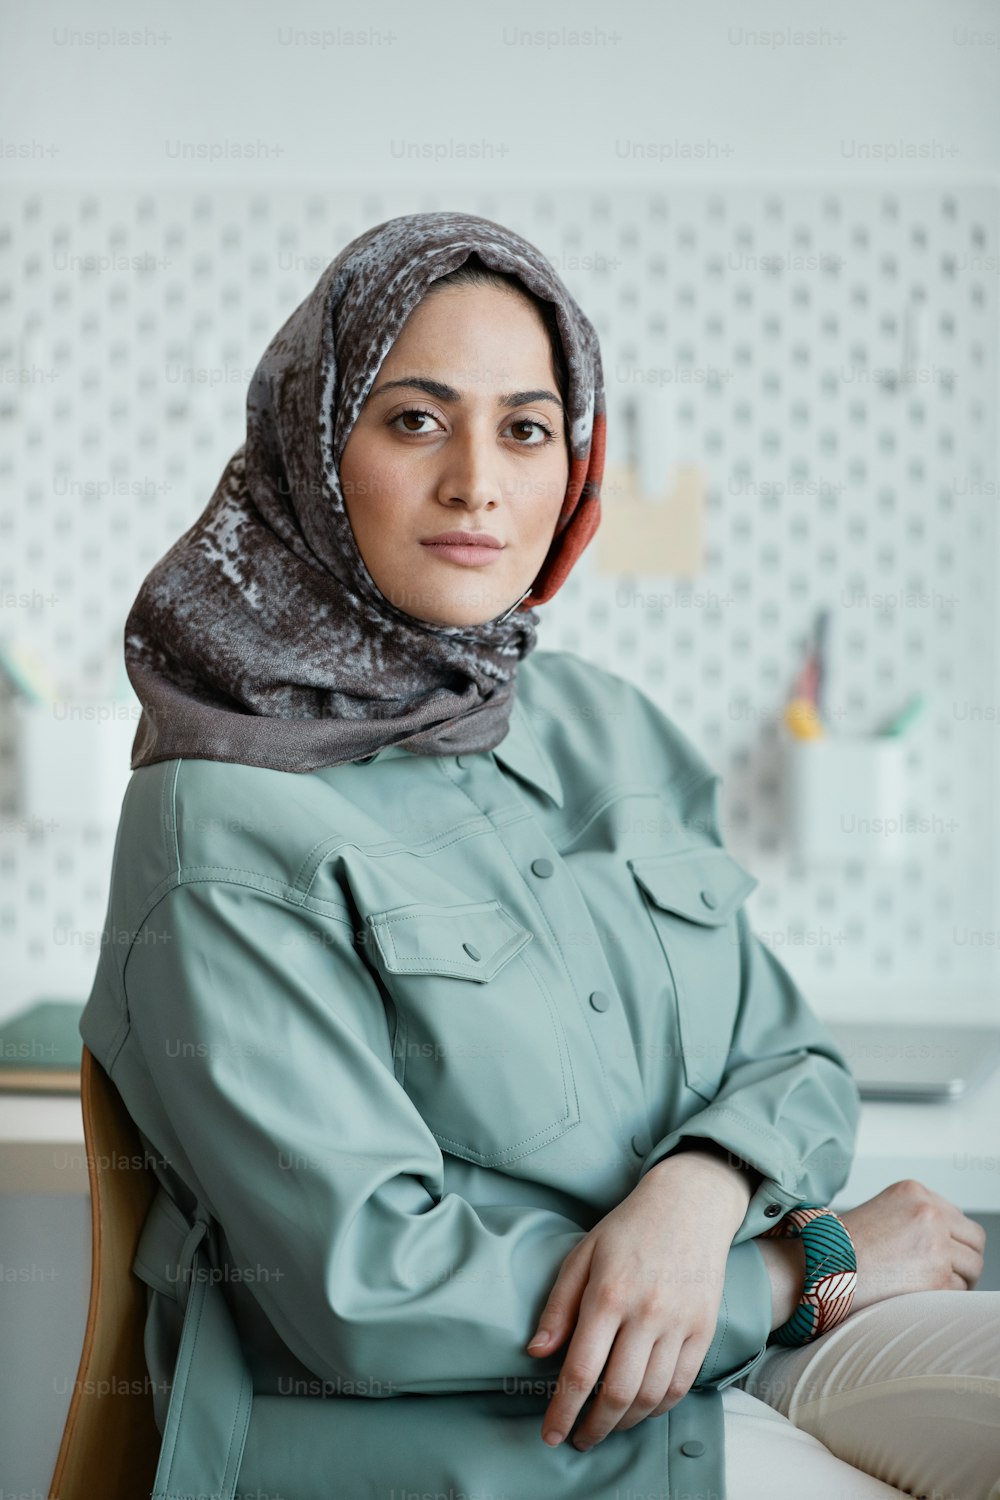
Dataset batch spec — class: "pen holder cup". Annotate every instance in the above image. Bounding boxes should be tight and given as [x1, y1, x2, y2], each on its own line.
[783, 734, 908, 864]
[13, 699, 138, 829]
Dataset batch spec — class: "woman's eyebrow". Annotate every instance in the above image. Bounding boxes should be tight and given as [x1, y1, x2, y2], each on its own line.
[370, 376, 564, 411]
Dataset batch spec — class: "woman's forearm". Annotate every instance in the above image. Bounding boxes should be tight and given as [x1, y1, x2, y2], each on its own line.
[755, 1236, 806, 1330]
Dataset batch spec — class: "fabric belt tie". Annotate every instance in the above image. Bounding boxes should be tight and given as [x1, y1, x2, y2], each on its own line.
[133, 1184, 253, 1500]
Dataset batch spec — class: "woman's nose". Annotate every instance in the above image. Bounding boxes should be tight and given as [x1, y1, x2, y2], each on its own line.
[435, 425, 503, 509]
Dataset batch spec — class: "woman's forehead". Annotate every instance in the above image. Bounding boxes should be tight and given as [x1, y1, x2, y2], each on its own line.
[373, 291, 562, 388]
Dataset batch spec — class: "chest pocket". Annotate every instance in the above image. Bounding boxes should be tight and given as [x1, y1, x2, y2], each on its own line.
[364, 898, 580, 1167]
[628, 847, 758, 1103]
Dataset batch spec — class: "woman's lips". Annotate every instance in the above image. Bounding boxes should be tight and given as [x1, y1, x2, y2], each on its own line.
[419, 542, 504, 567]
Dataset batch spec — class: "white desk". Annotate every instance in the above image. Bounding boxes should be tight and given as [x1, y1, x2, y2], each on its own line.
[0, 1093, 88, 1193]
[2, 1068, 999, 1211]
[831, 1062, 1000, 1215]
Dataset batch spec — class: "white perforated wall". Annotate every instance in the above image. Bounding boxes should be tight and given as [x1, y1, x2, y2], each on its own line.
[1, 183, 997, 1018]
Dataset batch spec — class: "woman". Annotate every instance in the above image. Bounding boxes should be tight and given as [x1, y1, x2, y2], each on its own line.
[80, 211, 997, 1500]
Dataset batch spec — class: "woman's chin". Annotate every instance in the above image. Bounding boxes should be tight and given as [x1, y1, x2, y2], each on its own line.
[382, 575, 528, 630]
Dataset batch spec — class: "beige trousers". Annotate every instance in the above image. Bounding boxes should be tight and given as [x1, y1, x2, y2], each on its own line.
[725, 1290, 1000, 1500]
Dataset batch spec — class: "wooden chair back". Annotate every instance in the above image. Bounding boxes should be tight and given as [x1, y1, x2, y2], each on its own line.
[49, 1045, 161, 1499]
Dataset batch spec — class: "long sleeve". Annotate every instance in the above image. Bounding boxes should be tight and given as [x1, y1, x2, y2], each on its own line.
[636, 775, 863, 1248]
[116, 877, 772, 1396]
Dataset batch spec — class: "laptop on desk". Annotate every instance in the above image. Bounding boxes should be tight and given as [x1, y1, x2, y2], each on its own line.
[823, 1021, 1000, 1102]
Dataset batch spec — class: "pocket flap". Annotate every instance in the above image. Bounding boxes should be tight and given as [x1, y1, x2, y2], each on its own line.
[627, 847, 758, 926]
[366, 899, 533, 982]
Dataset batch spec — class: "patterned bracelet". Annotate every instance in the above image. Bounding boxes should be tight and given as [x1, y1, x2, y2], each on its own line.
[761, 1203, 858, 1347]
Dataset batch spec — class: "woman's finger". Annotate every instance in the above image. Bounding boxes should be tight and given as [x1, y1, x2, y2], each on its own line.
[610, 1332, 686, 1433]
[568, 1325, 661, 1450]
[527, 1240, 593, 1356]
[950, 1238, 984, 1290]
[539, 1289, 621, 1445]
[645, 1331, 714, 1418]
[949, 1214, 987, 1258]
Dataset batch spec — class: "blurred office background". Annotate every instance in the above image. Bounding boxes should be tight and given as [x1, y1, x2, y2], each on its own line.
[1, 0, 999, 1490]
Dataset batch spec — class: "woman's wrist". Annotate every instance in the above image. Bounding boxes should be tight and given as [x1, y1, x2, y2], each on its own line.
[662, 1136, 763, 1195]
[643, 1142, 755, 1229]
[756, 1236, 807, 1330]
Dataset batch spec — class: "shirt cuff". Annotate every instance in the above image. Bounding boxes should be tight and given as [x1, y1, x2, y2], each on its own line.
[693, 1238, 773, 1392]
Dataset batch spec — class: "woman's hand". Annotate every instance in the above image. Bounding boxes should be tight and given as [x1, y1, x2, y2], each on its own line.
[754, 1177, 987, 1332]
[838, 1178, 986, 1309]
[525, 1149, 753, 1452]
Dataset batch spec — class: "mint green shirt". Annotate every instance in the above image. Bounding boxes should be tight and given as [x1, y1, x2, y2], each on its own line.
[80, 647, 860, 1499]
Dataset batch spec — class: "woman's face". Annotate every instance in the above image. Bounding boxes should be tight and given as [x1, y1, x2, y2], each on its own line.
[338, 282, 570, 629]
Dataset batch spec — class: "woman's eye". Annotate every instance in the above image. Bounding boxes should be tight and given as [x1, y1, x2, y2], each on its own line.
[392, 407, 440, 434]
[506, 418, 556, 446]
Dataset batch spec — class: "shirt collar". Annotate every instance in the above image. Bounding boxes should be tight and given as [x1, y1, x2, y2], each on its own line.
[490, 692, 564, 808]
[368, 693, 564, 808]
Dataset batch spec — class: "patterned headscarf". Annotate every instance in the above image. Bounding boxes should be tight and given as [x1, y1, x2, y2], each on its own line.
[124, 211, 606, 773]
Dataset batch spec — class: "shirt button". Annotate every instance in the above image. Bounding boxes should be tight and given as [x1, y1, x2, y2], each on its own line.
[462, 942, 481, 961]
[531, 858, 554, 879]
[630, 1133, 648, 1157]
[764, 1203, 782, 1217]
[455, 755, 466, 769]
[589, 990, 611, 1012]
[700, 889, 718, 910]
[680, 1439, 705, 1457]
